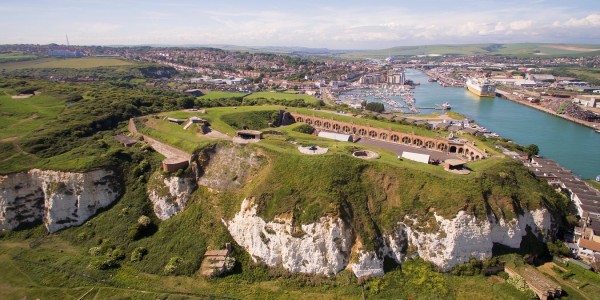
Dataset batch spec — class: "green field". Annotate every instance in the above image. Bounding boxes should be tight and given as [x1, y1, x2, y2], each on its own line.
[0, 91, 66, 140]
[0, 57, 134, 70]
[197, 91, 248, 100]
[342, 43, 600, 59]
[0, 51, 37, 63]
[244, 91, 322, 105]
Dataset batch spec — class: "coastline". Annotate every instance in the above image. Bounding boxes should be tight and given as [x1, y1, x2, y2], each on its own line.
[496, 89, 599, 130]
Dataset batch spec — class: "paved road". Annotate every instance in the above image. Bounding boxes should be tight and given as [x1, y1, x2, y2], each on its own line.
[143, 135, 191, 160]
[357, 138, 460, 161]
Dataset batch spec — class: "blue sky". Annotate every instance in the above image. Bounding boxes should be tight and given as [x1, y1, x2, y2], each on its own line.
[1, 0, 599, 49]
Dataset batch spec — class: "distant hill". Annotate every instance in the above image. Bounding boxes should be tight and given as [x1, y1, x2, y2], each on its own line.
[341, 43, 600, 59]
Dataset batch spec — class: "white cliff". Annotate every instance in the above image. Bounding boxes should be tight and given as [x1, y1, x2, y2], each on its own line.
[226, 198, 554, 276]
[388, 209, 553, 272]
[147, 173, 197, 220]
[0, 169, 120, 232]
[224, 198, 353, 276]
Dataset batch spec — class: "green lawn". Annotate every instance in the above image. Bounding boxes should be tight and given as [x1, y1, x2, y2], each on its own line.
[0, 91, 66, 140]
[245, 91, 321, 105]
[136, 117, 214, 153]
[197, 91, 247, 100]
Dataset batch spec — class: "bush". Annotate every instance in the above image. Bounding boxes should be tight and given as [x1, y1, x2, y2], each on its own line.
[88, 246, 102, 256]
[292, 124, 315, 134]
[130, 247, 148, 262]
[506, 274, 528, 292]
[164, 256, 183, 275]
[88, 257, 120, 270]
[138, 215, 151, 227]
[128, 223, 143, 240]
[365, 102, 385, 113]
[111, 248, 126, 260]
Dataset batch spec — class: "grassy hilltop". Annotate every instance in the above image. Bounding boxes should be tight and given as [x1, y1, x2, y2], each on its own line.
[1, 102, 574, 299]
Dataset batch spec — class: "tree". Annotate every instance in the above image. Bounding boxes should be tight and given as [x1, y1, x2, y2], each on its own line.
[365, 102, 385, 113]
[524, 144, 540, 159]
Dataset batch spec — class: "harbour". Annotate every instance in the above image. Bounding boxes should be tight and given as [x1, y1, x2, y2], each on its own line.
[340, 69, 600, 179]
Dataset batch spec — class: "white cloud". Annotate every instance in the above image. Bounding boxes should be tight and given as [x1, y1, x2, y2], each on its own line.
[562, 14, 600, 27]
[2, 1, 599, 48]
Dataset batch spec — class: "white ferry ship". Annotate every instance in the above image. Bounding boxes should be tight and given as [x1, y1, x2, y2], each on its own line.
[465, 77, 496, 97]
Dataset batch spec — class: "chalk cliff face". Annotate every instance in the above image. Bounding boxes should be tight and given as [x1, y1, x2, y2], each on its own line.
[398, 209, 552, 272]
[147, 173, 197, 220]
[0, 169, 120, 232]
[225, 198, 553, 276]
[224, 198, 353, 276]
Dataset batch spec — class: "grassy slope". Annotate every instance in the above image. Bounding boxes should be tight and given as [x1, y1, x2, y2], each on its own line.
[0, 88, 111, 173]
[0, 91, 66, 140]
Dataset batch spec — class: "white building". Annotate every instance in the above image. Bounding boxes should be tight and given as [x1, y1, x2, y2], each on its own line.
[573, 95, 599, 108]
[401, 152, 430, 164]
[318, 131, 352, 142]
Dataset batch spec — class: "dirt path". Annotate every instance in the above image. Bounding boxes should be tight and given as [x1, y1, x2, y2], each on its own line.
[537, 262, 590, 300]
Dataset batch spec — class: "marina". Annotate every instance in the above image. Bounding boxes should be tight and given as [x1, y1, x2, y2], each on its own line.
[408, 69, 600, 179]
[339, 69, 598, 179]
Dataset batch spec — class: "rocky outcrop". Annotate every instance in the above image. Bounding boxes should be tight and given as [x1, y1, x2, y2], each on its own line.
[0, 169, 120, 232]
[147, 173, 197, 220]
[225, 198, 554, 276]
[145, 144, 261, 220]
[349, 251, 385, 277]
[224, 198, 353, 276]
[195, 144, 261, 191]
[389, 209, 552, 272]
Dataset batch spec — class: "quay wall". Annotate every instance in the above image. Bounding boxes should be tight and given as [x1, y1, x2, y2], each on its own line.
[496, 89, 598, 130]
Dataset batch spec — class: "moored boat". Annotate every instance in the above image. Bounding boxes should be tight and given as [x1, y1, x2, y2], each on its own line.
[465, 77, 495, 97]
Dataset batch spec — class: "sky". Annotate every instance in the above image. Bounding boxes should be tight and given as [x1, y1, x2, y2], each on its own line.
[1, 0, 599, 49]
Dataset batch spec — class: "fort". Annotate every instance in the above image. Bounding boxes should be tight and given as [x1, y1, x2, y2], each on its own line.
[286, 112, 487, 160]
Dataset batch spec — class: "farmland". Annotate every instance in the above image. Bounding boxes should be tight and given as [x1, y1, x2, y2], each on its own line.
[0, 57, 134, 70]
[0, 51, 37, 63]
